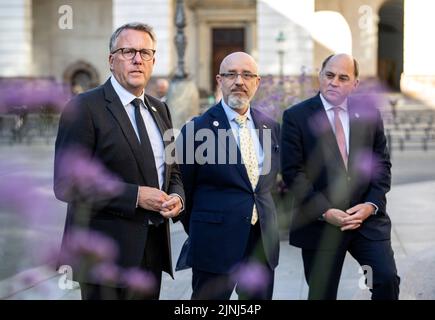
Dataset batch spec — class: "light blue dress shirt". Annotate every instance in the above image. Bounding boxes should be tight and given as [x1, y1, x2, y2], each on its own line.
[221, 99, 264, 174]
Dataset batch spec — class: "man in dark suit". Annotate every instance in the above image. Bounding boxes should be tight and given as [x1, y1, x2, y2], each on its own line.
[176, 52, 280, 300]
[281, 54, 400, 300]
[54, 22, 184, 300]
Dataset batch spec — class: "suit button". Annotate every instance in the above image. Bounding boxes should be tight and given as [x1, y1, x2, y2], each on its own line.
[347, 176, 351, 182]
[245, 217, 250, 222]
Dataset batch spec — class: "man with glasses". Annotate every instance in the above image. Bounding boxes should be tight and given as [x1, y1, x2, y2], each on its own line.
[54, 22, 184, 300]
[176, 52, 280, 299]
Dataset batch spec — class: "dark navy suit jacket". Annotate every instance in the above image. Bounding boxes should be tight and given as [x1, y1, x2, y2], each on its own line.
[177, 102, 280, 274]
[281, 93, 392, 250]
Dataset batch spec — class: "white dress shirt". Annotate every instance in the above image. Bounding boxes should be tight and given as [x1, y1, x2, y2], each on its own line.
[111, 76, 165, 189]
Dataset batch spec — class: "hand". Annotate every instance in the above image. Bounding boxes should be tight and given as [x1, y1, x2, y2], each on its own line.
[323, 208, 350, 228]
[137, 186, 170, 211]
[159, 195, 182, 219]
[341, 203, 374, 231]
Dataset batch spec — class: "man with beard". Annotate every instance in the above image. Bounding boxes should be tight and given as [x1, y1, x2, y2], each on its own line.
[176, 52, 281, 299]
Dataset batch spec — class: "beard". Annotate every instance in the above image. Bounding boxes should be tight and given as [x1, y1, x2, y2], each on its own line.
[227, 94, 250, 110]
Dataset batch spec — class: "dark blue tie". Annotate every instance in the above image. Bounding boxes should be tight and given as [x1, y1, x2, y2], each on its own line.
[131, 98, 163, 225]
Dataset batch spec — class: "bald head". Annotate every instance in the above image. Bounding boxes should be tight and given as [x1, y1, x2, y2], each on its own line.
[155, 78, 169, 99]
[216, 51, 260, 115]
[219, 52, 259, 74]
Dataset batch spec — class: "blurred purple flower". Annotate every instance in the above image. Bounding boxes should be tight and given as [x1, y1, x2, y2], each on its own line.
[0, 78, 71, 114]
[308, 111, 331, 136]
[252, 74, 314, 122]
[0, 162, 51, 223]
[49, 227, 119, 276]
[352, 149, 384, 180]
[61, 228, 119, 264]
[55, 147, 124, 202]
[231, 261, 270, 295]
[90, 262, 120, 285]
[121, 267, 157, 296]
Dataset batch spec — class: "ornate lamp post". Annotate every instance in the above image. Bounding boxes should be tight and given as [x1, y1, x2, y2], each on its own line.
[174, 0, 187, 80]
[276, 31, 286, 83]
[166, 0, 200, 130]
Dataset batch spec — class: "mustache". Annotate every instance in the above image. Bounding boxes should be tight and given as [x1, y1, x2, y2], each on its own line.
[231, 88, 247, 93]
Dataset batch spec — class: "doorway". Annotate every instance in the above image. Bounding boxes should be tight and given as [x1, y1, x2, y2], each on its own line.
[211, 28, 245, 92]
[377, 0, 404, 91]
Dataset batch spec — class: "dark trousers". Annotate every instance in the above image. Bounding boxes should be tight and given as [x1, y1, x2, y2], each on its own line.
[191, 223, 275, 300]
[80, 224, 163, 300]
[301, 231, 400, 300]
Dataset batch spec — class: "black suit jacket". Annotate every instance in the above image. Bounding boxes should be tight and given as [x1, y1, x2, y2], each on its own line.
[54, 79, 184, 283]
[281, 94, 392, 250]
[177, 103, 280, 273]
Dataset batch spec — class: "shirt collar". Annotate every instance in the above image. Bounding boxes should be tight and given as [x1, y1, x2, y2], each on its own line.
[220, 98, 253, 123]
[110, 75, 146, 108]
[319, 93, 348, 112]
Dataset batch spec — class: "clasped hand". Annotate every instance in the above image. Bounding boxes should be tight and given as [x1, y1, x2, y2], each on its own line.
[137, 186, 182, 219]
[323, 203, 375, 231]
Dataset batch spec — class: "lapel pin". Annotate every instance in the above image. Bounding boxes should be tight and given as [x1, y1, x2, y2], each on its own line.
[263, 124, 268, 129]
[151, 106, 157, 112]
[355, 113, 360, 118]
[213, 121, 219, 127]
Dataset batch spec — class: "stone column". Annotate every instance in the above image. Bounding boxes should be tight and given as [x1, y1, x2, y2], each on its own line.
[0, 0, 33, 76]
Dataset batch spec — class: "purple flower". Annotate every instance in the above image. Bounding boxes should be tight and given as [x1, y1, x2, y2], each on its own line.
[308, 111, 332, 136]
[90, 262, 120, 285]
[55, 147, 124, 202]
[231, 261, 271, 295]
[352, 149, 385, 181]
[0, 78, 71, 114]
[51, 227, 119, 274]
[121, 267, 157, 296]
[0, 161, 51, 224]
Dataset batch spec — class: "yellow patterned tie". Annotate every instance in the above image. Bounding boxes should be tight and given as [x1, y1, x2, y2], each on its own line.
[234, 114, 259, 225]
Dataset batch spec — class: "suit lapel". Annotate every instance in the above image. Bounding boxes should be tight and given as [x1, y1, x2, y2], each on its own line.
[209, 103, 252, 190]
[144, 95, 167, 137]
[347, 103, 365, 172]
[250, 108, 269, 191]
[309, 94, 347, 171]
[103, 81, 154, 185]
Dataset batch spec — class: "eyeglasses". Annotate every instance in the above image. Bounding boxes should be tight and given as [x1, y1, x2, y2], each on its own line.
[111, 48, 156, 61]
[219, 72, 259, 81]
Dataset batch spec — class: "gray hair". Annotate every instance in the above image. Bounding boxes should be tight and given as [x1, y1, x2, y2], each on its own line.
[109, 22, 156, 52]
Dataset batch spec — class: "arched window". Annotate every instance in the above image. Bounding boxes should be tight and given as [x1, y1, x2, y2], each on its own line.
[63, 61, 100, 95]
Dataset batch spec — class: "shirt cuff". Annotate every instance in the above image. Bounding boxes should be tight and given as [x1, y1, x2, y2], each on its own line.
[169, 193, 184, 212]
[365, 202, 378, 215]
[136, 187, 140, 208]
